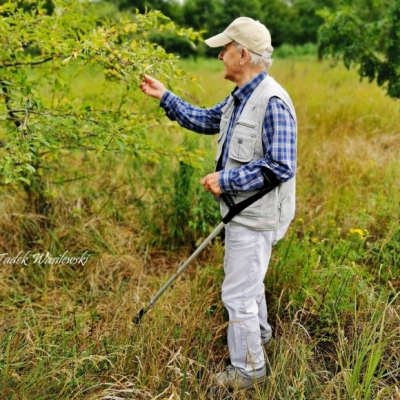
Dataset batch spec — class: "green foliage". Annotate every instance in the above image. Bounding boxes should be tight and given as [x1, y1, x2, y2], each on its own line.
[148, 31, 199, 58]
[267, 221, 371, 327]
[114, 0, 343, 57]
[181, 0, 340, 49]
[280, 0, 341, 46]
[274, 43, 318, 59]
[367, 225, 400, 289]
[117, 0, 183, 21]
[318, 0, 400, 99]
[141, 141, 220, 248]
[170, 161, 195, 244]
[0, 0, 201, 210]
[334, 292, 399, 400]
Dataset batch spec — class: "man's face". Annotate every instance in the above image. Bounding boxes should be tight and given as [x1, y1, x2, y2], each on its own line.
[218, 42, 242, 83]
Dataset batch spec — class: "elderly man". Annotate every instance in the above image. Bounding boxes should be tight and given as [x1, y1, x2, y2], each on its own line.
[140, 17, 297, 389]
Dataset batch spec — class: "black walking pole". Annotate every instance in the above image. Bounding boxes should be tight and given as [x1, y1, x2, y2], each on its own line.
[133, 167, 280, 324]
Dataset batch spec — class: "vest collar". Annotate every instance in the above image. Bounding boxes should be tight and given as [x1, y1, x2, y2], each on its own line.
[232, 71, 268, 104]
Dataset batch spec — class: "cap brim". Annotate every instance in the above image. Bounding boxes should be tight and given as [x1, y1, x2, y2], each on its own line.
[205, 32, 232, 48]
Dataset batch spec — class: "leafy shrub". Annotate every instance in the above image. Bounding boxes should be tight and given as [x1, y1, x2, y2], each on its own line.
[149, 32, 200, 58]
[274, 42, 318, 59]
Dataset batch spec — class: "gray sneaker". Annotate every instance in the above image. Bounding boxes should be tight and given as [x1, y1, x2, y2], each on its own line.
[214, 365, 265, 389]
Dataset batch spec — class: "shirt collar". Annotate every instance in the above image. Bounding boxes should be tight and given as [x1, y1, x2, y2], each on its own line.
[232, 71, 268, 104]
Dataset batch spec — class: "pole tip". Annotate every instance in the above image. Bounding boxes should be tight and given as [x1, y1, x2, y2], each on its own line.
[132, 308, 145, 325]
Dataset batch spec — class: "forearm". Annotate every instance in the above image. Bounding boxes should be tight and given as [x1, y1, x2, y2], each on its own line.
[161, 91, 222, 134]
[218, 159, 296, 192]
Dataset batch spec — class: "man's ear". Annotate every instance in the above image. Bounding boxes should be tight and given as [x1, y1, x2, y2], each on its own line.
[239, 48, 250, 65]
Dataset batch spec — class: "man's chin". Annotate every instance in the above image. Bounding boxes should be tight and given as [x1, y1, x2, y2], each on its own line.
[223, 72, 233, 82]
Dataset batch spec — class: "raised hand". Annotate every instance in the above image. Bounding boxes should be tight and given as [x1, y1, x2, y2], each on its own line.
[139, 74, 167, 100]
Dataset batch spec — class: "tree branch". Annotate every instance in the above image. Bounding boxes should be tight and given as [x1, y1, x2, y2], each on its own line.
[0, 57, 54, 68]
[0, 81, 21, 128]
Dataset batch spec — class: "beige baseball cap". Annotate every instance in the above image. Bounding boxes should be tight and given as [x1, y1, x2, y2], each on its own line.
[205, 17, 272, 56]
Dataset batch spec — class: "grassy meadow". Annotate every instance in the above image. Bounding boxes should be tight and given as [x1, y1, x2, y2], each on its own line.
[0, 57, 399, 399]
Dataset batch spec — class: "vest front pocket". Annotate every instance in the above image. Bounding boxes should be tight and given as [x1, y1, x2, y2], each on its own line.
[229, 127, 257, 163]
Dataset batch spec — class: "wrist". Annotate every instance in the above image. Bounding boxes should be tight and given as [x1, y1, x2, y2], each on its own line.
[158, 89, 167, 100]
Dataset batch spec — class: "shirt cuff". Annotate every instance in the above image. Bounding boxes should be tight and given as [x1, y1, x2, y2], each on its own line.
[160, 91, 179, 120]
[160, 90, 179, 109]
[218, 169, 236, 193]
[218, 166, 266, 192]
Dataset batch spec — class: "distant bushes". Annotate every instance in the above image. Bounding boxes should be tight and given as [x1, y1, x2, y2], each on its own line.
[148, 32, 200, 59]
[147, 34, 319, 60]
[147, 36, 320, 60]
[274, 42, 318, 59]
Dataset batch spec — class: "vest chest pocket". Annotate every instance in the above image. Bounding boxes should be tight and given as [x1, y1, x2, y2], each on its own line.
[229, 120, 257, 163]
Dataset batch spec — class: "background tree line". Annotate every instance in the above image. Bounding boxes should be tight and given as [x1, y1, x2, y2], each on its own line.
[109, 0, 392, 57]
[114, 0, 400, 100]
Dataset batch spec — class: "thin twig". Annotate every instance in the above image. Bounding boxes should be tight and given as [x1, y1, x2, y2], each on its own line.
[0, 57, 54, 68]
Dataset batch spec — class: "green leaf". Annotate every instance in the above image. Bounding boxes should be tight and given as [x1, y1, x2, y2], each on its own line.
[115, 138, 127, 151]
[25, 164, 36, 174]
[19, 177, 31, 185]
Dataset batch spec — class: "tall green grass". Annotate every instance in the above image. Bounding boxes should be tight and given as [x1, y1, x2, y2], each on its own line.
[0, 58, 399, 399]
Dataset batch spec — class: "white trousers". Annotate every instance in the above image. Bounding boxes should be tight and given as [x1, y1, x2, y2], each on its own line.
[222, 222, 290, 379]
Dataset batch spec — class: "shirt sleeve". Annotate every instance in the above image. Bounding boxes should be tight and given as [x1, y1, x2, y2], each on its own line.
[160, 91, 225, 134]
[218, 97, 297, 192]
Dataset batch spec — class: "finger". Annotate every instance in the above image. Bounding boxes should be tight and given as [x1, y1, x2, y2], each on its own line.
[144, 74, 156, 84]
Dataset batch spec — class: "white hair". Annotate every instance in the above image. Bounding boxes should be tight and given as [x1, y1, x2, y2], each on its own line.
[234, 42, 274, 70]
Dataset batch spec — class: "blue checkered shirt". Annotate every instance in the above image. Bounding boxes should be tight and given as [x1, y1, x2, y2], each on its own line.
[160, 71, 296, 193]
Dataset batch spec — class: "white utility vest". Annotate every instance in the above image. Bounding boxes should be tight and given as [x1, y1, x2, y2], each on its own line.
[216, 75, 297, 230]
